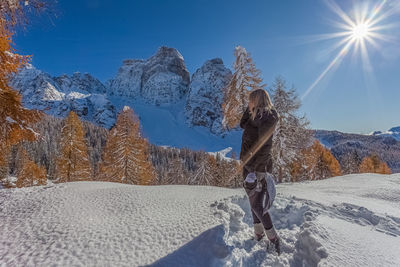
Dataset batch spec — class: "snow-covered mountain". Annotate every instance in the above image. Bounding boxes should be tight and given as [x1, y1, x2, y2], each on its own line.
[12, 47, 239, 151]
[186, 58, 232, 134]
[12, 47, 399, 166]
[371, 126, 400, 141]
[1, 173, 399, 266]
[108, 46, 190, 105]
[11, 64, 116, 128]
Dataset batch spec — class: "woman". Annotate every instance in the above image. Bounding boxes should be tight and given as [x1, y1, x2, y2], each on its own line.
[240, 89, 280, 255]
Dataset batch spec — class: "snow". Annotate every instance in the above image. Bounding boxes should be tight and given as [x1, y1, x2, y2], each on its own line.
[1, 173, 399, 266]
[66, 91, 89, 99]
[109, 97, 242, 153]
[1, 176, 17, 187]
[208, 147, 235, 161]
[5, 116, 17, 124]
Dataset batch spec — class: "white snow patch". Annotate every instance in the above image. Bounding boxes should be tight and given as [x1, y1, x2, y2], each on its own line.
[5, 116, 17, 124]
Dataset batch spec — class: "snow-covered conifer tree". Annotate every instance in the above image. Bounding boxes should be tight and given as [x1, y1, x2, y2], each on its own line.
[189, 153, 216, 185]
[271, 76, 312, 182]
[222, 46, 265, 129]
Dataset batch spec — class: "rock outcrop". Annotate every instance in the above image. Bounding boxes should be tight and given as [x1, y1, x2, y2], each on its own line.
[108, 46, 190, 105]
[185, 58, 232, 134]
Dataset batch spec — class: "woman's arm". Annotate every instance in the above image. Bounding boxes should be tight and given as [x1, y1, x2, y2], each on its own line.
[240, 107, 250, 129]
[257, 109, 279, 139]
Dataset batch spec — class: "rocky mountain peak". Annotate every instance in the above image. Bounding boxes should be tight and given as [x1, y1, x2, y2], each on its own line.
[13, 48, 235, 135]
[154, 46, 184, 60]
[202, 58, 224, 69]
[108, 46, 190, 105]
[185, 58, 232, 134]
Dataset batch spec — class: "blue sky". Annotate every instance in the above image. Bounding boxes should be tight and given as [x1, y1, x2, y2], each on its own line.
[14, 0, 400, 134]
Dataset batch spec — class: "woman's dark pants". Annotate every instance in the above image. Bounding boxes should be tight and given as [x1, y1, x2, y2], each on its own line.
[243, 172, 273, 230]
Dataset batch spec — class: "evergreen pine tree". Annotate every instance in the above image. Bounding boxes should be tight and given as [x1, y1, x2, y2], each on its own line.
[222, 46, 265, 129]
[271, 76, 312, 182]
[100, 106, 155, 185]
[189, 153, 216, 185]
[56, 111, 91, 182]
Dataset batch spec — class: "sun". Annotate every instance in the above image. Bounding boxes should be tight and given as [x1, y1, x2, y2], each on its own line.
[351, 23, 371, 40]
[301, 0, 397, 100]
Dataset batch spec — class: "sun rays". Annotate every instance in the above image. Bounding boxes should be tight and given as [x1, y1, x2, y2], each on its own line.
[301, 0, 398, 100]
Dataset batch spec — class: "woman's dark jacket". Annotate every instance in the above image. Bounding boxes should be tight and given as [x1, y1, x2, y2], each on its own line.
[240, 107, 279, 178]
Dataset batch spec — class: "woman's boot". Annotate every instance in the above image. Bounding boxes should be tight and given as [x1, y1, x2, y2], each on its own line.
[254, 222, 265, 241]
[265, 227, 281, 255]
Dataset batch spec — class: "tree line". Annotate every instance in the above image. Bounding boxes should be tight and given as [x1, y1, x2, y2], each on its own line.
[0, 108, 242, 188]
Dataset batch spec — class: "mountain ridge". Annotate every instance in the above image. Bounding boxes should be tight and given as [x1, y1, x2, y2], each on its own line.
[315, 129, 400, 173]
[11, 47, 399, 172]
[370, 126, 400, 141]
[12, 46, 232, 134]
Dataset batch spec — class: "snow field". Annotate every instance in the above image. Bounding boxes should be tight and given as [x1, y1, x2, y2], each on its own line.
[0, 183, 238, 266]
[1, 174, 400, 266]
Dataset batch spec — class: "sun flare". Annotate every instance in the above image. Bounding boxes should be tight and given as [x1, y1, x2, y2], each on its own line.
[351, 23, 371, 40]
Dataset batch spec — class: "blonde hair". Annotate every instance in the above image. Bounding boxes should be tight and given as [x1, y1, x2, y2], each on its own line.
[248, 89, 273, 120]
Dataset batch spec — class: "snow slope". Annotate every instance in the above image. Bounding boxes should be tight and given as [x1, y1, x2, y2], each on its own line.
[1, 174, 400, 266]
[109, 96, 242, 153]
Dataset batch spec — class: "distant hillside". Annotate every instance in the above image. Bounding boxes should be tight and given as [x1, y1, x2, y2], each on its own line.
[315, 130, 400, 173]
[371, 126, 400, 141]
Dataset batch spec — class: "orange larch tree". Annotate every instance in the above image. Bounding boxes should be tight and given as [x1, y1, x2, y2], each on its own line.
[0, 21, 40, 181]
[56, 111, 92, 182]
[222, 46, 264, 130]
[359, 154, 391, 174]
[99, 106, 155, 185]
[16, 148, 46, 188]
[0, 1, 48, 182]
[291, 140, 342, 181]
